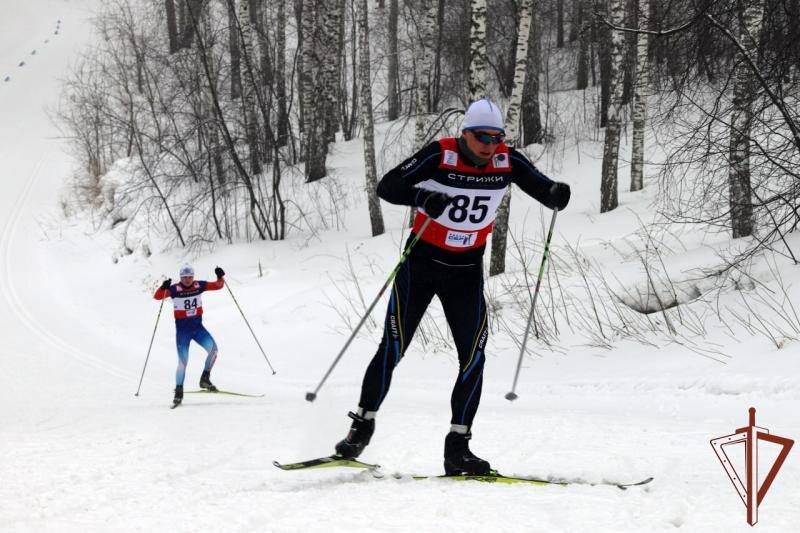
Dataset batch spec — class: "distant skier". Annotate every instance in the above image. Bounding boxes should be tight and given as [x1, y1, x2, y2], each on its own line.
[155, 264, 226, 406]
[334, 99, 571, 475]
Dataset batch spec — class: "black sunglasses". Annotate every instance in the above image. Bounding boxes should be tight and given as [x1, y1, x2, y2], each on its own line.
[471, 130, 505, 144]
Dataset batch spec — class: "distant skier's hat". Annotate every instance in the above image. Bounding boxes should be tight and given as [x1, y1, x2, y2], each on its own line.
[462, 99, 505, 133]
[179, 264, 195, 277]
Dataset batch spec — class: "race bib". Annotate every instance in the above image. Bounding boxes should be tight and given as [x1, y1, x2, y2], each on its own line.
[174, 295, 202, 317]
[417, 180, 507, 231]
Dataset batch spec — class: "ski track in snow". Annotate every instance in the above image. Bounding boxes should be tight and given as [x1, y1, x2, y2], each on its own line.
[1, 2, 799, 533]
[0, 158, 129, 381]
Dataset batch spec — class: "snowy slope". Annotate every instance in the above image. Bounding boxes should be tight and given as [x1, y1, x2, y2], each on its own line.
[1, 2, 799, 532]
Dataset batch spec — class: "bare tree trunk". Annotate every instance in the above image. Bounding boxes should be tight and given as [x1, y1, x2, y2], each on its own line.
[238, 0, 262, 176]
[577, 0, 589, 89]
[338, 1, 356, 141]
[696, 0, 716, 83]
[414, 0, 436, 145]
[227, 0, 242, 100]
[410, 0, 437, 227]
[357, 0, 385, 236]
[249, 0, 273, 164]
[300, 0, 316, 154]
[276, 0, 289, 146]
[522, 8, 543, 146]
[181, 0, 202, 49]
[325, 0, 346, 142]
[630, 0, 648, 192]
[599, 0, 625, 213]
[570, 0, 580, 42]
[556, 0, 565, 48]
[728, 0, 765, 238]
[490, 0, 533, 277]
[344, 4, 359, 140]
[431, 0, 445, 109]
[468, 0, 488, 101]
[304, 0, 340, 182]
[504, 0, 533, 145]
[301, 0, 329, 181]
[621, 0, 637, 105]
[165, 0, 179, 53]
[386, 0, 400, 120]
[596, 0, 612, 127]
[178, 0, 187, 45]
[295, 0, 306, 139]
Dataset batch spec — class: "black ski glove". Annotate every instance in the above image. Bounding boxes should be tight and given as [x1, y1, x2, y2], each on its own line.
[214, 266, 225, 278]
[417, 190, 453, 218]
[548, 182, 571, 211]
[160, 278, 172, 290]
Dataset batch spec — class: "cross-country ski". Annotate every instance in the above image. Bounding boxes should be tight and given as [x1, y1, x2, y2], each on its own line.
[274, 455, 652, 490]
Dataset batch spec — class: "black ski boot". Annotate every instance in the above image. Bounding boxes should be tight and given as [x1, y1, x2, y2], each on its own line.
[443, 431, 491, 476]
[173, 385, 184, 406]
[199, 370, 217, 392]
[334, 411, 375, 459]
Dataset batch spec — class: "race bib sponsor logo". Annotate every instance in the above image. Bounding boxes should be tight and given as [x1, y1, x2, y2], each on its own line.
[443, 150, 458, 166]
[493, 153, 509, 169]
[446, 172, 506, 185]
[445, 230, 477, 247]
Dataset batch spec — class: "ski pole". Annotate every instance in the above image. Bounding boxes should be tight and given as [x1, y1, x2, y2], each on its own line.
[306, 217, 433, 402]
[135, 296, 165, 396]
[226, 282, 277, 375]
[506, 208, 558, 401]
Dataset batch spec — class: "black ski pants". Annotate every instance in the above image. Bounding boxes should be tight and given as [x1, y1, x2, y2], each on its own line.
[358, 255, 489, 428]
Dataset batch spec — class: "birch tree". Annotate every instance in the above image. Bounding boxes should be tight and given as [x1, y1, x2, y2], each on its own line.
[576, 0, 589, 89]
[238, 0, 262, 176]
[728, 0, 765, 238]
[357, 0, 385, 237]
[165, 0, 179, 53]
[409, 0, 437, 226]
[180, 0, 203, 49]
[597, 0, 612, 127]
[227, 0, 242, 100]
[570, 0, 580, 42]
[414, 0, 436, 145]
[386, 0, 400, 121]
[431, 0, 446, 109]
[302, 0, 339, 181]
[300, 0, 316, 157]
[599, 0, 625, 213]
[468, 0, 488, 101]
[504, 0, 533, 144]
[276, 0, 289, 147]
[249, 0, 273, 155]
[629, 0, 648, 192]
[490, 0, 533, 276]
[521, 7, 543, 146]
[323, 0, 344, 142]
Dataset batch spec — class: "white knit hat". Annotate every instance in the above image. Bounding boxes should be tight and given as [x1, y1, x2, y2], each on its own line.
[462, 99, 505, 132]
[179, 264, 195, 277]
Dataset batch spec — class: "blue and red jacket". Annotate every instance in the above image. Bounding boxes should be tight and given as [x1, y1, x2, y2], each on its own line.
[154, 279, 224, 327]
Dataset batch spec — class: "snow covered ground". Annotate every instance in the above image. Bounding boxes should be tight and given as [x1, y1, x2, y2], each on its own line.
[1, 2, 798, 532]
